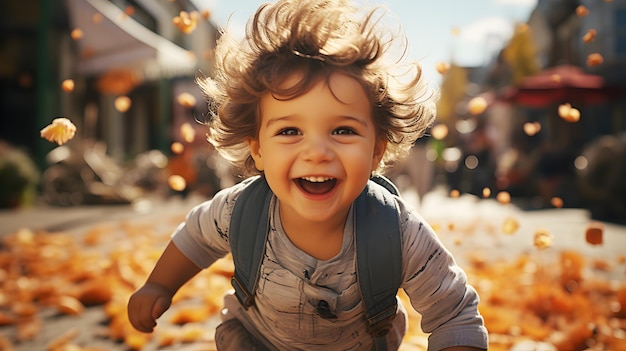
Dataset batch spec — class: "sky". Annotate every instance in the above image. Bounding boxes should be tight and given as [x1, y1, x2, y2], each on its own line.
[194, 0, 538, 84]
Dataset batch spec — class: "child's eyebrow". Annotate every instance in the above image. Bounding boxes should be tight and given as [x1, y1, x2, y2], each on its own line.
[265, 115, 295, 128]
[265, 115, 369, 128]
[338, 115, 369, 127]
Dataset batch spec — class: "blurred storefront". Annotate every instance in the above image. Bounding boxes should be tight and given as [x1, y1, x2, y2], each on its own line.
[0, 0, 217, 168]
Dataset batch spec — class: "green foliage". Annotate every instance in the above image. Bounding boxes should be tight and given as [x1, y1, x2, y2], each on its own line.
[0, 142, 40, 208]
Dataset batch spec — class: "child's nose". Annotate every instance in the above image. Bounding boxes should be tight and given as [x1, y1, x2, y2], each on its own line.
[303, 136, 333, 162]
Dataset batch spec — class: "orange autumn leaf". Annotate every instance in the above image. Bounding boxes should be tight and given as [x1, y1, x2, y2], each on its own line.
[468, 96, 488, 115]
[173, 11, 200, 34]
[533, 229, 553, 249]
[585, 222, 604, 245]
[435, 61, 450, 75]
[168, 175, 187, 192]
[576, 5, 589, 17]
[582, 28, 597, 43]
[558, 103, 581, 122]
[114, 96, 132, 112]
[61, 79, 75, 92]
[70, 28, 83, 40]
[587, 52, 604, 67]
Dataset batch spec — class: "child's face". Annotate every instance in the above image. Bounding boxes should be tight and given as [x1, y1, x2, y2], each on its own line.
[249, 72, 386, 225]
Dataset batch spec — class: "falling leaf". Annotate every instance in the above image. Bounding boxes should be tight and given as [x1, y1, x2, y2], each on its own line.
[92, 13, 103, 24]
[61, 79, 75, 92]
[587, 53, 604, 67]
[482, 187, 491, 198]
[585, 222, 604, 245]
[582, 29, 597, 43]
[550, 197, 564, 208]
[114, 96, 132, 112]
[177, 92, 197, 108]
[180, 122, 196, 143]
[431, 124, 448, 140]
[70, 28, 83, 40]
[523, 121, 541, 136]
[576, 5, 589, 17]
[533, 229, 553, 249]
[502, 217, 520, 235]
[468, 96, 487, 115]
[124, 5, 135, 16]
[558, 103, 581, 123]
[435, 61, 450, 75]
[40, 118, 77, 145]
[496, 191, 511, 205]
[168, 175, 187, 192]
[171, 142, 185, 155]
[173, 11, 200, 34]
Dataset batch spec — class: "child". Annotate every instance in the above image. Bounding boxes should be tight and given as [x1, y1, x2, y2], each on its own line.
[128, 0, 488, 350]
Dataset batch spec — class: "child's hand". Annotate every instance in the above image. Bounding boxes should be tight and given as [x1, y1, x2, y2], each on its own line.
[127, 283, 173, 333]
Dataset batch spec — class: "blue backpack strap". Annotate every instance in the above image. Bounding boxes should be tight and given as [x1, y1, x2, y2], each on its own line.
[229, 175, 273, 309]
[356, 176, 402, 350]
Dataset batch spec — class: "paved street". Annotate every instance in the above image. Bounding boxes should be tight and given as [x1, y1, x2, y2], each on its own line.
[0, 194, 205, 238]
[1, 188, 625, 350]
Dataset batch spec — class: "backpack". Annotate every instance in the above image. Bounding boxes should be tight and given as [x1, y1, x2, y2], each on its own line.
[229, 175, 402, 350]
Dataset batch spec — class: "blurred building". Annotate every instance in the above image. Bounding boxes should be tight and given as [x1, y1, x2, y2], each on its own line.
[433, 0, 626, 221]
[0, 0, 218, 169]
[530, 0, 626, 83]
[471, 0, 626, 220]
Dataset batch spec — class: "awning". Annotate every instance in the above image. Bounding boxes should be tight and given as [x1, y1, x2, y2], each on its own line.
[65, 0, 197, 80]
[500, 65, 619, 107]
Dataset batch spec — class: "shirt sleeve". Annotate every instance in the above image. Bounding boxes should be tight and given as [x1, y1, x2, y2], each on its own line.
[171, 180, 247, 269]
[397, 198, 488, 351]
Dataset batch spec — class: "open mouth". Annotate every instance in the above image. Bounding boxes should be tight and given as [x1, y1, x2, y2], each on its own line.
[297, 177, 337, 195]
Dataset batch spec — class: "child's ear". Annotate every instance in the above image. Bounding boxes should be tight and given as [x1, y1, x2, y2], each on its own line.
[248, 138, 265, 171]
[371, 137, 387, 171]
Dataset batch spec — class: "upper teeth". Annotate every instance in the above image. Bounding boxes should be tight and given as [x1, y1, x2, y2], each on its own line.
[302, 176, 333, 183]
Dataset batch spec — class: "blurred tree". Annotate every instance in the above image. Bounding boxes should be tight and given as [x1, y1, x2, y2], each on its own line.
[503, 23, 541, 85]
[436, 63, 468, 122]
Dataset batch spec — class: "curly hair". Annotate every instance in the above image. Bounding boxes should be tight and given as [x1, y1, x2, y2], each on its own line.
[198, 0, 437, 176]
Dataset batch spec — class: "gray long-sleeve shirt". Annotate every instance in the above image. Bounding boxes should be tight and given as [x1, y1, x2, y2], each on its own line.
[172, 178, 488, 350]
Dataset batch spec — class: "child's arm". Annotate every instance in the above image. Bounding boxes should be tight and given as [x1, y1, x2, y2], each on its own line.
[127, 241, 201, 332]
[400, 209, 489, 350]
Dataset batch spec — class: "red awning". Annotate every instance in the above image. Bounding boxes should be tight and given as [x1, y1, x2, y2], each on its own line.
[502, 65, 616, 107]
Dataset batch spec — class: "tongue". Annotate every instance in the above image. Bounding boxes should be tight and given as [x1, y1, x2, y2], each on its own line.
[299, 179, 336, 195]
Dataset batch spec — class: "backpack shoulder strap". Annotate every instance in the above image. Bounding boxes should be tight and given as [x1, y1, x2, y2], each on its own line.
[229, 175, 273, 309]
[369, 174, 400, 196]
[356, 176, 402, 348]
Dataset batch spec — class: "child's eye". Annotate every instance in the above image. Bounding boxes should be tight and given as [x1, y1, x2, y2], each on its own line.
[277, 128, 301, 136]
[333, 127, 357, 135]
